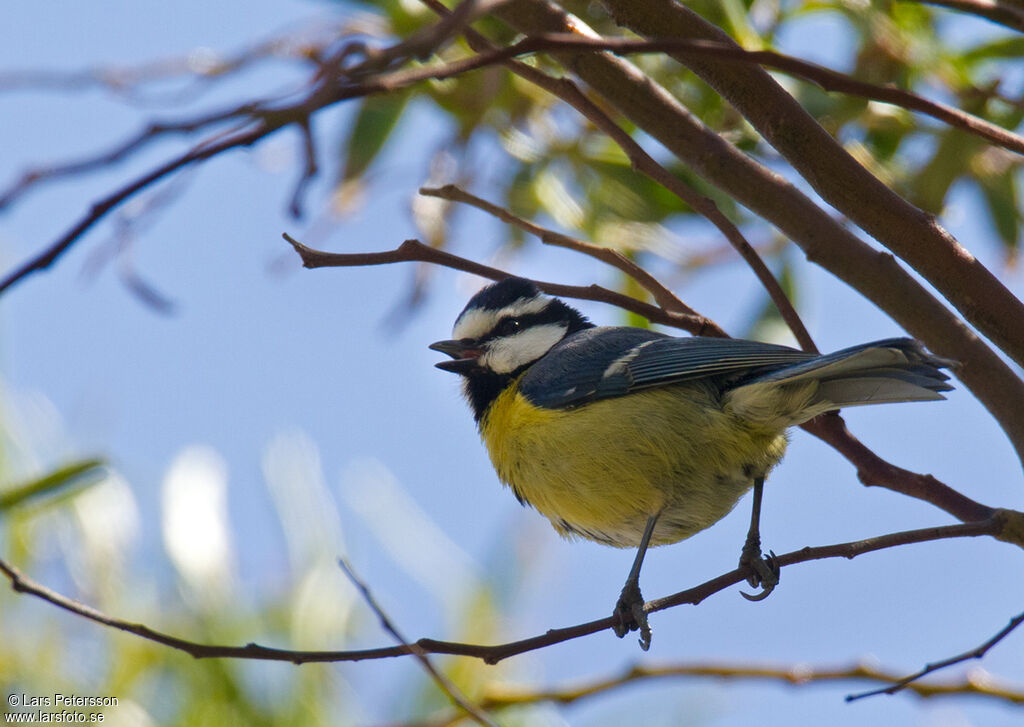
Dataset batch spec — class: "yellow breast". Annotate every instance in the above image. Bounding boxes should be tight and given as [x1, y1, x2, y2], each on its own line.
[480, 381, 787, 548]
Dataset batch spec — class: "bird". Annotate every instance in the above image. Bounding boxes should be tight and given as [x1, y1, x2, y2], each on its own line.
[430, 276, 954, 649]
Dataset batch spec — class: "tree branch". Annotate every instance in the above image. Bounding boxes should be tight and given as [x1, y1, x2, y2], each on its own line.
[847, 609, 1024, 701]
[0, 120, 270, 296]
[400, 660, 1024, 726]
[911, 0, 1024, 32]
[0, 6, 538, 298]
[417, 184, 720, 333]
[283, 233, 716, 334]
[447, 34, 1024, 157]
[0, 519, 1005, 666]
[803, 413, 997, 523]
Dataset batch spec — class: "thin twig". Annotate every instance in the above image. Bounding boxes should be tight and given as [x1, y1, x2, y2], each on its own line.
[0, 10, 539, 297]
[544, 76, 817, 351]
[289, 117, 319, 218]
[0, 108, 253, 212]
[910, 0, 1024, 32]
[283, 233, 716, 334]
[0, 119, 268, 296]
[0, 20, 341, 97]
[0, 519, 1005, 666]
[499, 34, 1024, 156]
[337, 557, 498, 727]
[847, 610, 1024, 701]
[418, 184, 716, 329]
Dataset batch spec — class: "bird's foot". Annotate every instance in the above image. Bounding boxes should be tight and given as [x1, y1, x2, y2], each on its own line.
[612, 579, 652, 651]
[739, 535, 779, 602]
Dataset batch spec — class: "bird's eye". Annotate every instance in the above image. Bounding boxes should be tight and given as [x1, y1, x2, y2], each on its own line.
[495, 317, 522, 336]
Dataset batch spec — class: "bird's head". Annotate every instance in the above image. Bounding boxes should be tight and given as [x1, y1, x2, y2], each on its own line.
[430, 277, 591, 381]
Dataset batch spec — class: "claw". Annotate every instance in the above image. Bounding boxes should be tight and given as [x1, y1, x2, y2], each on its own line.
[740, 550, 780, 601]
[612, 580, 652, 650]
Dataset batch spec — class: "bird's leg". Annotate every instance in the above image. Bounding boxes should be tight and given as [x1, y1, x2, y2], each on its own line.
[738, 476, 779, 602]
[612, 514, 658, 651]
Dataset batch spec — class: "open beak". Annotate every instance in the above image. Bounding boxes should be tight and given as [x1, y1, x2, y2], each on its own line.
[429, 338, 483, 374]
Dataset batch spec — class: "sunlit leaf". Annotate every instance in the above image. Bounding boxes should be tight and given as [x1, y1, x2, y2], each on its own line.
[961, 37, 1024, 65]
[0, 458, 106, 512]
[339, 88, 411, 183]
[909, 128, 984, 213]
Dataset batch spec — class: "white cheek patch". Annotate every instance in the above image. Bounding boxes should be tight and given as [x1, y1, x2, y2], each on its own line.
[480, 323, 568, 374]
[452, 294, 551, 339]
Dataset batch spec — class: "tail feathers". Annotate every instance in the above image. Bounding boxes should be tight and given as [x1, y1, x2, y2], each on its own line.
[738, 338, 955, 412]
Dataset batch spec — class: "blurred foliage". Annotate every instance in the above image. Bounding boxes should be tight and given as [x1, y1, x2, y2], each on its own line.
[0, 459, 106, 512]
[0, 428, 538, 725]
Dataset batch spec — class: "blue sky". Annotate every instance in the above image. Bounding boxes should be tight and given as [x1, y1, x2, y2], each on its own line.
[2, 2, 1023, 725]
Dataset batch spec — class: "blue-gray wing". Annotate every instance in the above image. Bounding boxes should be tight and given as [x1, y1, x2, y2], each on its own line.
[519, 328, 813, 409]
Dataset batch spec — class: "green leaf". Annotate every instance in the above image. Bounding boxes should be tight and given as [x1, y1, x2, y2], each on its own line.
[977, 170, 1021, 253]
[339, 89, 411, 183]
[962, 37, 1024, 66]
[0, 458, 106, 512]
[908, 128, 984, 213]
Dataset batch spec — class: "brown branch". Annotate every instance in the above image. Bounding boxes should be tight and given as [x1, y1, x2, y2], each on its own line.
[288, 117, 319, 218]
[803, 412, 996, 523]
[848, 609, 1024, 701]
[0, 519, 1007, 666]
[282, 233, 715, 334]
[0, 119, 270, 296]
[601, 0, 1024, 376]
[338, 557, 497, 727]
[511, 660, 1024, 707]
[11, 28, 1021, 215]
[911, 0, 1024, 32]
[492, 0, 1024, 470]
[417, 184, 719, 332]
[0, 9, 543, 298]
[479, 34, 1024, 157]
[0, 107, 256, 212]
[0, 21, 341, 97]
[404, 660, 1024, 726]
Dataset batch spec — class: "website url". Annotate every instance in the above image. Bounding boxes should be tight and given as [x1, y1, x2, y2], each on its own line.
[5, 712, 104, 723]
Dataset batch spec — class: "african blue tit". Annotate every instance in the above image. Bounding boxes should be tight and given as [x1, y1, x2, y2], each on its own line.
[431, 277, 953, 648]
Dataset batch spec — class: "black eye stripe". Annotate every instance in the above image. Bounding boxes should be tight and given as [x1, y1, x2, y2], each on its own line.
[479, 308, 566, 343]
